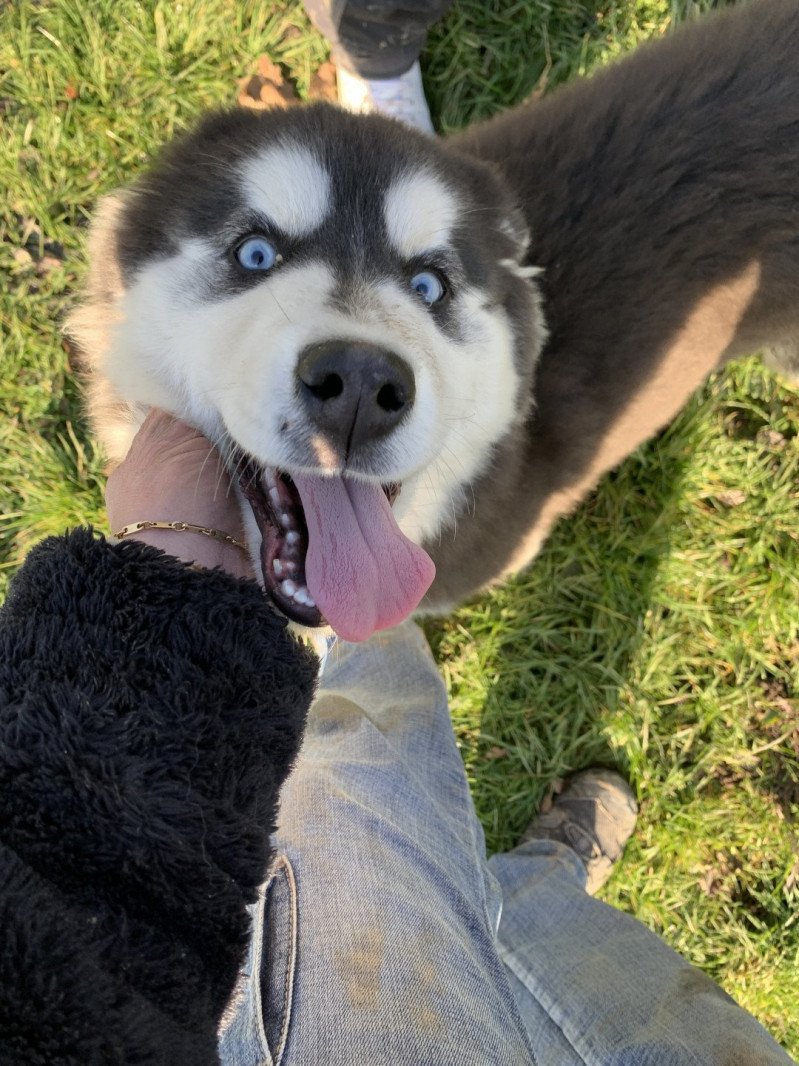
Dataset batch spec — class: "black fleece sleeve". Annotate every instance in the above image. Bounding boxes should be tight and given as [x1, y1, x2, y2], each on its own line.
[0, 529, 317, 1065]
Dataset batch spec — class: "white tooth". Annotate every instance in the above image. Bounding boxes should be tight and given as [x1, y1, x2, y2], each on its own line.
[269, 488, 281, 508]
[273, 559, 283, 576]
[280, 512, 293, 529]
[281, 579, 297, 597]
[306, 593, 316, 608]
[293, 589, 307, 605]
[286, 530, 301, 545]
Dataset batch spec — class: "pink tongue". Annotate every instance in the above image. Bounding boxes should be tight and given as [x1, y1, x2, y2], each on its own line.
[291, 474, 435, 642]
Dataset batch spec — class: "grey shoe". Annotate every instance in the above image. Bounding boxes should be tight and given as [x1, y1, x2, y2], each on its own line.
[520, 769, 638, 895]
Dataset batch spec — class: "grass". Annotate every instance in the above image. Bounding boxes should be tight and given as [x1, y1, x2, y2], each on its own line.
[2, 0, 798, 1053]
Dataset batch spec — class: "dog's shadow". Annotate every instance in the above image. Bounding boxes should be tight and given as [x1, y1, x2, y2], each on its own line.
[424, 370, 744, 856]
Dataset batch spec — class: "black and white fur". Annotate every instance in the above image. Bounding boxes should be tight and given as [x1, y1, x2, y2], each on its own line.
[69, 0, 799, 615]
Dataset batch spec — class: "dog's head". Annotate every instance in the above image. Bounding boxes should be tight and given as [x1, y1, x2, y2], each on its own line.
[70, 104, 546, 637]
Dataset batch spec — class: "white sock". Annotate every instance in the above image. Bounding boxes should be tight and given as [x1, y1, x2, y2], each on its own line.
[337, 62, 434, 135]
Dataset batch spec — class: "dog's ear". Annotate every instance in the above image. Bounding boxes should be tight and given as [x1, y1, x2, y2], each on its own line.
[448, 147, 531, 263]
[83, 191, 129, 306]
[65, 192, 147, 464]
[500, 205, 531, 262]
[65, 192, 129, 364]
[497, 204, 543, 282]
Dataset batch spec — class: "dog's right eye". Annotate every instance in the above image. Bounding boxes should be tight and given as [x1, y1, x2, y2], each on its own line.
[235, 236, 279, 272]
[410, 269, 447, 306]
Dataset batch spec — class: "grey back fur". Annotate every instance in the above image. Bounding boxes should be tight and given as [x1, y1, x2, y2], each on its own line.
[423, 0, 799, 607]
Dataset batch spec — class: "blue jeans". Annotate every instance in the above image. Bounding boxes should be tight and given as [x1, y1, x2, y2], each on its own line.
[219, 623, 792, 1065]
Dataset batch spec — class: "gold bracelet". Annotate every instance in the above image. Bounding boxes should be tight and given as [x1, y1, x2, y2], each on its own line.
[113, 520, 247, 553]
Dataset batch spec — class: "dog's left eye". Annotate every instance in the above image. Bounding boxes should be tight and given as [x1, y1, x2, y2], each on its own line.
[410, 270, 446, 305]
[235, 236, 278, 272]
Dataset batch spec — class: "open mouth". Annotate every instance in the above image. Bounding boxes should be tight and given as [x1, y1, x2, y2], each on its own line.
[238, 461, 431, 642]
[239, 464, 327, 628]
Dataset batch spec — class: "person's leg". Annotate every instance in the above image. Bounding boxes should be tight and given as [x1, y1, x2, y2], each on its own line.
[219, 623, 792, 1065]
[302, 1, 451, 132]
[491, 796, 794, 1065]
[220, 622, 536, 1065]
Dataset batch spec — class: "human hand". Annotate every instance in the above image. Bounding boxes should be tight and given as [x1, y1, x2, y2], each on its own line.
[105, 409, 254, 580]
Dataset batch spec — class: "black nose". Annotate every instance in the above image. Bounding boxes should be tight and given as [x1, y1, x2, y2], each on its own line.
[296, 340, 415, 456]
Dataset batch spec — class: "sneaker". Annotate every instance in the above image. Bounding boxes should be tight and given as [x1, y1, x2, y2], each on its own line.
[520, 769, 638, 895]
[337, 61, 435, 134]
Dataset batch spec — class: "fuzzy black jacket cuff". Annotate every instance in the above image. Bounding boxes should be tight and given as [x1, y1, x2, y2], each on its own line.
[0, 528, 317, 1064]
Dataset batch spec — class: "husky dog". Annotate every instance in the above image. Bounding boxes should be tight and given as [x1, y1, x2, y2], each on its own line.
[69, 0, 799, 641]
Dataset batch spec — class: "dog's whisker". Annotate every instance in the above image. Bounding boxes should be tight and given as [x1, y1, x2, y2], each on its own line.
[268, 287, 293, 325]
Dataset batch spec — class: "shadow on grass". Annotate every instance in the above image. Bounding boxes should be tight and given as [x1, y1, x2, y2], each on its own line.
[426, 363, 798, 867]
[426, 397, 697, 855]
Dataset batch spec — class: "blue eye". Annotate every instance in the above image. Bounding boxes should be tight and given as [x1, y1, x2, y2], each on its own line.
[410, 269, 446, 305]
[235, 236, 278, 272]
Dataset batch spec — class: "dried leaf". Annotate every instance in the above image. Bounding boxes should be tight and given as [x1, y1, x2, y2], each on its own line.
[310, 61, 337, 103]
[757, 428, 786, 449]
[12, 248, 34, 269]
[36, 254, 64, 275]
[237, 57, 297, 110]
[716, 489, 747, 507]
[785, 860, 799, 895]
[699, 869, 719, 896]
[256, 56, 282, 81]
